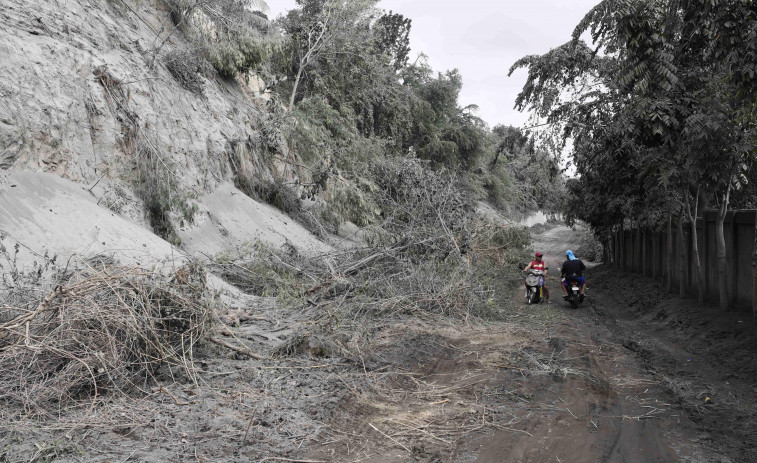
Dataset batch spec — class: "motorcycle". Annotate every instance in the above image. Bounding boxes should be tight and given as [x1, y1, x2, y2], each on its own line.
[564, 275, 583, 309]
[524, 269, 546, 305]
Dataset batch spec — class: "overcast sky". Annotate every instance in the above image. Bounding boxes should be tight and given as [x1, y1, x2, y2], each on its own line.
[269, 0, 600, 129]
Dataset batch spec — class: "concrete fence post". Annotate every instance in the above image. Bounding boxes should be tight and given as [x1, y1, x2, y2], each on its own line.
[642, 227, 648, 277]
[753, 211, 757, 318]
[652, 230, 658, 280]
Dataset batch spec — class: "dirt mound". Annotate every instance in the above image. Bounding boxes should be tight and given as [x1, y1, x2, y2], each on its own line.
[179, 181, 334, 258]
[0, 170, 179, 270]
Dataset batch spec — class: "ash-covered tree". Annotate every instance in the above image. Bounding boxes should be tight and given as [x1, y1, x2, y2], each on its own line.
[373, 11, 412, 72]
[400, 64, 487, 170]
[485, 125, 564, 216]
[166, 0, 280, 78]
[277, 0, 379, 109]
[277, 2, 487, 171]
[510, 0, 756, 309]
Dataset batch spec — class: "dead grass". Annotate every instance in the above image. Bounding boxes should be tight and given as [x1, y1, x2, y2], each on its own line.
[0, 257, 213, 422]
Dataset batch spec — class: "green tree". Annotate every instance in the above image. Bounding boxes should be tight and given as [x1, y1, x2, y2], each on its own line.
[167, 0, 280, 78]
[278, 0, 379, 109]
[511, 0, 756, 309]
[374, 11, 412, 72]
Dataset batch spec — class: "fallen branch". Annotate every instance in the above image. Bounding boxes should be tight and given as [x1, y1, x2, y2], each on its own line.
[369, 422, 411, 453]
[208, 336, 265, 360]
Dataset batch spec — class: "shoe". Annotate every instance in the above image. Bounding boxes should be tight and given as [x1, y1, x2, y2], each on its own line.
[563, 295, 568, 300]
[579, 294, 585, 302]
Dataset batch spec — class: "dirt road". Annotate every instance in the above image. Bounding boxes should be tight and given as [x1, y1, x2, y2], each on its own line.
[10, 224, 753, 462]
[309, 224, 757, 462]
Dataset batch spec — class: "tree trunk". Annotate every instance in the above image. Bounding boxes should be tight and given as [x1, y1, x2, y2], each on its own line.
[667, 212, 673, 293]
[609, 233, 615, 267]
[716, 183, 732, 311]
[288, 63, 305, 110]
[678, 204, 686, 298]
[686, 187, 704, 306]
[635, 227, 641, 272]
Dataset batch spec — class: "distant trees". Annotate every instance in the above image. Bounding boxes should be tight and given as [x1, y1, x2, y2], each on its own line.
[161, 0, 561, 221]
[275, 2, 491, 172]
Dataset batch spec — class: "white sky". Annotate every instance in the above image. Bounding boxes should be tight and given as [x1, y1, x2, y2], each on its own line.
[269, 0, 599, 129]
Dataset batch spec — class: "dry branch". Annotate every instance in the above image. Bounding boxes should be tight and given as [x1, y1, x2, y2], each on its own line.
[0, 259, 213, 417]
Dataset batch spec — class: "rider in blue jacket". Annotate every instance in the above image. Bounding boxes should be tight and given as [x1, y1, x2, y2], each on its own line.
[560, 250, 586, 301]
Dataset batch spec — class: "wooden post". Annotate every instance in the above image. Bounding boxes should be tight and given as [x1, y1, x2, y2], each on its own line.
[652, 230, 658, 280]
[636, 227, 641, 273]
[667, 212, 673, 293]
[678, 208, 686, 298]
[604, 238, 609, 265]
[703, 214, 709, 298]
[642, 227, 648, 277]
[732, 214, 739, 307]
[752, 210, 757, 319]
[619, 226, 625, 271]
[688, 222, 693, 290]
[716, 185, 732, 311]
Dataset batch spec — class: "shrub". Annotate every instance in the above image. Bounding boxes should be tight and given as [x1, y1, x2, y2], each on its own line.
[166, 0, 282, 78]
[164, 50, 213, 96]
[133, 140, 197, 245]
[234, 175, 299, 216]
[575, 227, 604, 262]
[321, 177, 377, 228]
[256, 104, 287, 156]
[234, 174, 334, 238]
[369, 156, 474, 259]
[210, 240, 308, 305]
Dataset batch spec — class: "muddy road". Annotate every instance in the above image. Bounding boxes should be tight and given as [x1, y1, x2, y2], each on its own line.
[309, 224, 757, 462]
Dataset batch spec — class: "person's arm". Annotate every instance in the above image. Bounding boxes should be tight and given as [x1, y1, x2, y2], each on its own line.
[580, 260, 586, 271]
[523, 262, 532, 272]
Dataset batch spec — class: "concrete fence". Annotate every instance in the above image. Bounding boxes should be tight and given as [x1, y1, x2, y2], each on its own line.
[608, 210, 757, 313]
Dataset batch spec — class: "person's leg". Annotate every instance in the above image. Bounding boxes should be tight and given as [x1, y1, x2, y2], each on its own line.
[544, 285, 550, 303]
[579, 277, 586, 302]
[561, 279, 568, 296]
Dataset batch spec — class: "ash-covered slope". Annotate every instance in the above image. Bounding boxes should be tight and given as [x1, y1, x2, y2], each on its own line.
[1, 0, 273, 183]
[0, 0, 328, 262]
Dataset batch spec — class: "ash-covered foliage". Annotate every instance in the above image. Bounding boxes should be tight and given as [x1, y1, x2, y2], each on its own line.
[165, 50, 213, 96]
[369, 157, 474, 259]
[133, 139, 197, 245]
[214, 156, 532, 362]
[165, 0, 281, 78]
